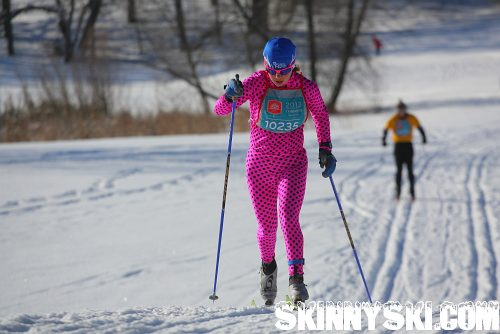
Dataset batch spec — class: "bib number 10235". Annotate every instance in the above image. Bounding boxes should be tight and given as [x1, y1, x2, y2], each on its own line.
[263, 120, 300, 132]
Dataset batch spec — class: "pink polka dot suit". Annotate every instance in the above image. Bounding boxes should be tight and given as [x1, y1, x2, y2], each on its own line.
[213, 69, 332, 277]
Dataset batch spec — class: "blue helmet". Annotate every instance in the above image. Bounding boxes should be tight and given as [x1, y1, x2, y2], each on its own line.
[263, 37, 296, 69]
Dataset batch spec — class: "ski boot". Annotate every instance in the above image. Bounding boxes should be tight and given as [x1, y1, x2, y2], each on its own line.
[260, 259, 277, 306]
[288, 274, 309, 304]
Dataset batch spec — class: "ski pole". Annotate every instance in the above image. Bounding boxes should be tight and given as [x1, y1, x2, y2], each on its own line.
[328, 176, 373, 303]
[209, 75, 239, 302]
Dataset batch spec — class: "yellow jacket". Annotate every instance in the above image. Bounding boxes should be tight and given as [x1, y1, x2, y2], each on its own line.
[384, 113, 421, 143]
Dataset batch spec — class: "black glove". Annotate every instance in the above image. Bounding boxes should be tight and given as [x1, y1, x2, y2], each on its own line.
[418, 126, 427, 145]
[224, 74, 243, 102]
[319, 142, 337, 178]
[382, 129, 388, 146]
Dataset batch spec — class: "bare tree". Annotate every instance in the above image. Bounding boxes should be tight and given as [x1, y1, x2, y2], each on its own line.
[2, 0, 14, 55]
[0, 2, 59, 56]
[269, 0, 299, 35]
[54, 0, 72, 62]
[137, 1, 220, 114]
[54, 0, 102, 62]
[127, 0, 136, 23]
[250, 0, 268, 34]
[174, 0, 189, 51]
[174, 0, 213, 113]
[327, 0, 371, 112]
[233, 0, 270, 67]
[304, 0, 317, 81]
[232, 0, 270, 40]
[210, 0, 222, 44]
[79, 0, 101, 50]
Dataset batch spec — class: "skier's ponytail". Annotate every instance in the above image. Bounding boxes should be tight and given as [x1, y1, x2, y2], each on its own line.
[293, 64, 302, 75]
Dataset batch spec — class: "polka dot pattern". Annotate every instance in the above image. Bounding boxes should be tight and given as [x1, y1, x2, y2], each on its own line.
[214, 69, 332, 277]
[246, 149, 307, 276]
[214, 70, 332, 153]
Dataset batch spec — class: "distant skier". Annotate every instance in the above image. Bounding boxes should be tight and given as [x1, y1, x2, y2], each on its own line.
[382, 100, 427, 200]
[214, 37, 336, 305]
[372, 34, 383, 55]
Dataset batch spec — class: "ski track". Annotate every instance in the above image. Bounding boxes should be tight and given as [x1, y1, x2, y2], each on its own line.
[467, 148, 498, 301]
[402, 156, 454, 303]
[369, 147, 435, 302]
[372, 188, 414, 302]
[1, 131, 499, 332]
[308, 152, 387, 302]
[379, 129, 500, 304]
[0, 165, 220, 217]
[315, 144, 426, 303]
[481, 152, 500, 301]
[479, 148, 498, 301]
[370, 132, 483, 303]
[330, 138, 453, 304]
[0, 144, 250, 217]
[342, 160, 381, 220]
[2, 128, 499, 319]
[336, 156, 390, 301]
[391, 147, 446, 303]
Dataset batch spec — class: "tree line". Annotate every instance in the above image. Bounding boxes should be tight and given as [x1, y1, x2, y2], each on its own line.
[1, 0, 375, 113]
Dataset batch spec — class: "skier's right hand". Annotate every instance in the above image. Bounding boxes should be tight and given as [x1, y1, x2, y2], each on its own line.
[224, 76, 243, 102]
[382, 129, 388, 146]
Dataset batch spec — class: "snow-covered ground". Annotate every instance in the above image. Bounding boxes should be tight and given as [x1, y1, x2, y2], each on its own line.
[1, 3, 500, 334]
[1, 89, 500, 332]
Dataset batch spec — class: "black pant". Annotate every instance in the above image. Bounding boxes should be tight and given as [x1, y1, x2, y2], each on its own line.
[394, 142, 414, 197]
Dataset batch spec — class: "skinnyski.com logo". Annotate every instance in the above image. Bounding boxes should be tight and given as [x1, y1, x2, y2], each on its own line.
[274, 301, 499, 331]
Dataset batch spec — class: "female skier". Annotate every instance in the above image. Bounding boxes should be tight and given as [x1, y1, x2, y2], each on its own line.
[214, 37, 336, 305]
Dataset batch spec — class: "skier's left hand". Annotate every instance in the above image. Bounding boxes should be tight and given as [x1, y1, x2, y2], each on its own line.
[319, 142, 337, 178]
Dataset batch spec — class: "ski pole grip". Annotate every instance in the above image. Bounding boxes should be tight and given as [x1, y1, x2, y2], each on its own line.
[233, 74, 241, 102]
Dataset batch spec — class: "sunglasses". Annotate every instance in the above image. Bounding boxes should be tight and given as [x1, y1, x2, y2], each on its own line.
[264, 61, 295, 76]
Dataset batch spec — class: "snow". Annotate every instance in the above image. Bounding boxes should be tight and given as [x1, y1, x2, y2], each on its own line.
[0, 307, 276, 333]
[1, 2, 500, 333]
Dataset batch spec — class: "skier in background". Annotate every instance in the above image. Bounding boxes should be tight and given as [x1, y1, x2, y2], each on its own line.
[382, 100, 427, 201]
[372, 34, 383, 55]
[214, 37, 336, 305]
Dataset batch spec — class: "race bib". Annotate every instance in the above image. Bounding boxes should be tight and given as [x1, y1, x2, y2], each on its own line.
[395, 119, 411, 136]
[258, 88, 307, 133]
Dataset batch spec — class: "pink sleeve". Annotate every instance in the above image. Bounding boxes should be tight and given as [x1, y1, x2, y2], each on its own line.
[213, 73, 261, 116]
[303, 79, 332, 145]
